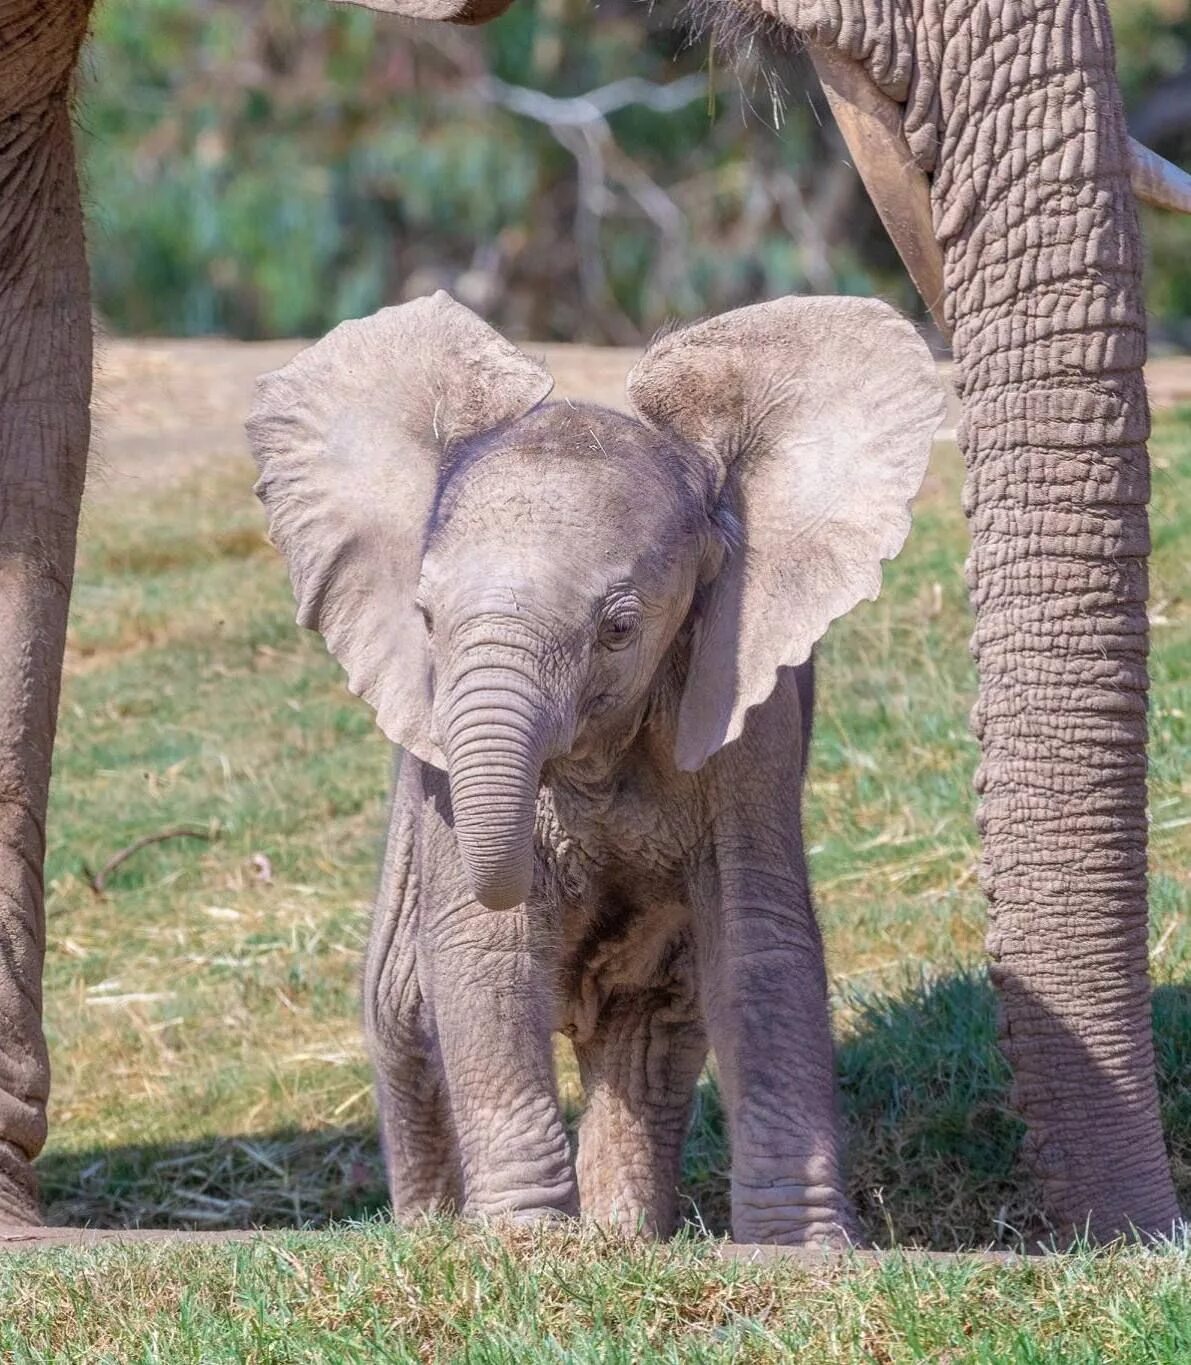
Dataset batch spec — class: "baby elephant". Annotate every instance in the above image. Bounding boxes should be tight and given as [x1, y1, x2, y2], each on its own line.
[248, 291, 942, 1245]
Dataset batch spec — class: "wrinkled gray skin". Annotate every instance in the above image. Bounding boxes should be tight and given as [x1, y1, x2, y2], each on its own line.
[248, 291, 944, 1240]
[1, 0, 1184, 1242]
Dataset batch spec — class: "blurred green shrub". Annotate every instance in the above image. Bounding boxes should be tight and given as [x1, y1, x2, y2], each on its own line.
[79, 0, 1190, 343]
[1111, 0, 1191, 346]
[78, 0, 899, 341]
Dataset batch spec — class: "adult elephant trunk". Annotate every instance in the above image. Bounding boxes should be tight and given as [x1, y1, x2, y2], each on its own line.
[439, 631, 559, 912]
[796, 2, 1181, 1237]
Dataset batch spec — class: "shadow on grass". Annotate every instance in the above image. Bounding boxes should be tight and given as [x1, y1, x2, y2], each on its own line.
[37, 972, 1191, 1250]
[39, 1125, 390, 1233]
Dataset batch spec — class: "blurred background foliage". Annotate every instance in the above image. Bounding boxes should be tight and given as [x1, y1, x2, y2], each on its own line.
[79, 0, 1191, 346]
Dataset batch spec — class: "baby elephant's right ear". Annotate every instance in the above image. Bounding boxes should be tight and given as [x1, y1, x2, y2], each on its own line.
[246, 292, 553, 766]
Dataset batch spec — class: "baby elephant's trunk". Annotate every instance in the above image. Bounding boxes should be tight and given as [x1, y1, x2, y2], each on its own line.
[440, 639, 558, 911]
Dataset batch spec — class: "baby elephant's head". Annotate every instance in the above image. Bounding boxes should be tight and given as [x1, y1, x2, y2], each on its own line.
[248, 292, 942, 910]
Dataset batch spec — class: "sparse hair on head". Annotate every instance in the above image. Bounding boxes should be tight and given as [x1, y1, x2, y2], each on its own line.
[647, 314, 703, 348]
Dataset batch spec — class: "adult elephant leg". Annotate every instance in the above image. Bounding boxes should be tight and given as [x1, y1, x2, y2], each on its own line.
[0, 0, 93, 1226]
[800, 0, 1181, 1237]
[933, 2, 1179, 1242]
[721, 0, 1179, 1245]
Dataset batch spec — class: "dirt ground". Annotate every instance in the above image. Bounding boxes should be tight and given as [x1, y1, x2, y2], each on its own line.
[87, 336, 653, 502]
[88, 334, 1191, 505]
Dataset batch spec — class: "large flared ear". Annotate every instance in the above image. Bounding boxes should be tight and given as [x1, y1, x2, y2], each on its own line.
[628, 296, 943, 772]
[247, 291, 553, 767]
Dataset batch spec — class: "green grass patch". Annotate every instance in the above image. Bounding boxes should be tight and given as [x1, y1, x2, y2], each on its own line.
[22, 412, 1191, 1349]
[3, 1224, 1190, 1362]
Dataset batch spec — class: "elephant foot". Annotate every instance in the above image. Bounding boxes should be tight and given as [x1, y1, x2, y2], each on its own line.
[499, 1204, 577, 1227]
[0, 1140, 42, 1228]
[579, 1209, 669, 1240]
[730, 1182, 864, 1249]
[734, 1225, 865, 1250]
[468, 1194, 579, 1229]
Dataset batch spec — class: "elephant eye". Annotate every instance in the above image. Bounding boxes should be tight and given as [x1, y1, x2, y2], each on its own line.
[598, 600, 641, 650]
[416, 600, 434, 636]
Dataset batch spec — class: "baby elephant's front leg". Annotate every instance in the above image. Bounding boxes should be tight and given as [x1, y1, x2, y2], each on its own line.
[425, 895, 577, 1220]
[417, 791, 575, 1221]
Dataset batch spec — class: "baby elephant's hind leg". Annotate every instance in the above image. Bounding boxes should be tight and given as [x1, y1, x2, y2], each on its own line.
[574, 955, 706, 1237]
[366, 800, 462, 1215]
[368, 975, 461, 1215]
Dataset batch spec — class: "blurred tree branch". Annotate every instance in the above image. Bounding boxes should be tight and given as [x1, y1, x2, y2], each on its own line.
[83, 0, 906, 343]
[468, 74, 706, 340]
[471, 73, 709, 124]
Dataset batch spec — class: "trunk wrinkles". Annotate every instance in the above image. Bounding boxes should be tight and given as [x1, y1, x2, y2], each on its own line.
[441, 626, 561, 911]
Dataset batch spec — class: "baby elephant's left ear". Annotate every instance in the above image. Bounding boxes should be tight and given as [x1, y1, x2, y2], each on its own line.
[628, 296, 944, 771]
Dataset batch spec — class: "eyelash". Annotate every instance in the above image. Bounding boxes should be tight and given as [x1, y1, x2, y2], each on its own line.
[599, 596, 642, 649]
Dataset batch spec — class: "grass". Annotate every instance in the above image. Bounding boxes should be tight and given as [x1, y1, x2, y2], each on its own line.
[8, 408, 1189, 1356]
[4, 1224, 1191, 1362]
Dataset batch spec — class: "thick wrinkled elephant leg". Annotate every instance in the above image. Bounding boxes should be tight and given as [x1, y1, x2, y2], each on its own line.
[0, 0, 93, 1227]
[365, 768, 461, 1214]
[694, 694, 858, 1248]
[749, 0, 1178, 1247]
[933, 2, 1181, 1241]
[573, 946, 706, 1237]
[415, 764, 576, 1221]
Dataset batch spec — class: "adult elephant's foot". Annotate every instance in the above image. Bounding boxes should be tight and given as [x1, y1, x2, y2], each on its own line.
[730, 1181, 863, 1248]
[0, 1140, 41, 1227]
